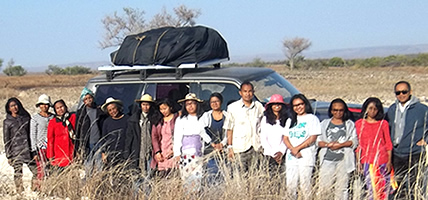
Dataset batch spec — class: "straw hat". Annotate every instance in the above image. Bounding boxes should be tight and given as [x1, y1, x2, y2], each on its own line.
[101, 97, 123, 112]
[265, 94, 286, 108]
[35, 94, 52, 107]
[135, 94, 154, 103]
[177, 93, 203, 103]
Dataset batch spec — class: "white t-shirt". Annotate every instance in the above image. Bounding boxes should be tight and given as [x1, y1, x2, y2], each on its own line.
[283, 114, 321, 166]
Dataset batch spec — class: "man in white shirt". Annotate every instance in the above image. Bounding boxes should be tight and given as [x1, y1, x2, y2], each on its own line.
[225, 81, 264, 172]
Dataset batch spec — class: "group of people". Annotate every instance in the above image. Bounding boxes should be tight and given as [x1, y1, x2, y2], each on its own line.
[3, 80, 428, 199]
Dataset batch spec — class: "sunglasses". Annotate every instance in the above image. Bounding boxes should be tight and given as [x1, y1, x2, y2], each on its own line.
[332, 109, 344, 112]
[395, 90, 409, 95]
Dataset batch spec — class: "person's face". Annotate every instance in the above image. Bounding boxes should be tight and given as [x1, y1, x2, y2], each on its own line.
[331, 102, 345, 120]
[159, 103, 172, 117]
[107, 103, 119, 118]
[83, 94, 94, 107]
[210, 96, 222, 111]
[239, 84, 254, 103]
[8, 101, 19, 115]
[271, 103, 283, 113]
[140, 102, 151, 114]
[185, 100, 197, 115]
[39, 104, 50, 113]
[395, 83, 411, 104]
[54, 102, 66, 116]
[366, 102, 378, 119]
[292, 98, 306, 116]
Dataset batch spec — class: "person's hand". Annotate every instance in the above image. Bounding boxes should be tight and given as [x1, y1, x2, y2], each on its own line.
[274, 152, 283, 164]
[330, 142, 342, 150]
[357, 162, 363, 174]
[155, 152, 165, 162]
[417, 139, 427, 146]
[34, 155, 38, 161]
[295, 152, 302, 158]
[228, 148, 235, 160]
[290, 147, 300, 157]
[172, 156, 180, 167]
[101, 153, 107, 164]
[386, 161, 392, 173]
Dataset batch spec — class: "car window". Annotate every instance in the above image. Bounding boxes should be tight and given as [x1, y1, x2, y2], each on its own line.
[198, 82, 240, 110]
[95, 83, 144, 115]
[250, 72, 300, 104]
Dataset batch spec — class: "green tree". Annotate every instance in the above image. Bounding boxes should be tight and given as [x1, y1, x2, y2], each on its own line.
[63, 66, 92, 75]
[45, 65, 65, 75]
[3, 65, 27, 76]
[282, 37, 312, 70]
[0, 58, 3, 70]
[328, 57, 345, 67]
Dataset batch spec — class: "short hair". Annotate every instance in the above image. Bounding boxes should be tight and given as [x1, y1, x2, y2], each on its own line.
[360, 97, 384, 121]
[328, 98, 351, 121]
[394, 81, 411, 91]
[240, 81, 254, 91]
[209, 92, 224, 104]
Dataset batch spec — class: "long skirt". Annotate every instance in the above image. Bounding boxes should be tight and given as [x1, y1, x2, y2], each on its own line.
[179, 154, 203, 194]
[363, 163, 398, 200]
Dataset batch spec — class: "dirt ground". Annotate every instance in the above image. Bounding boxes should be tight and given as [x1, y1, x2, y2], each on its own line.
[1, 66, 428, 151]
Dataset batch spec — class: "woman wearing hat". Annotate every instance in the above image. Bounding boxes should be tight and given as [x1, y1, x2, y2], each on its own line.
[3, 97, 32, 194]
[173, 93, 212, 195]
[260, 94, 288, 176]
[30, 94, 54, 190]
[47, 99, 76, 170]
[100, 97, 129, 166]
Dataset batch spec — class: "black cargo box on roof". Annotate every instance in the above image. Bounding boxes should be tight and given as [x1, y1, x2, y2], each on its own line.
[110, 26, 229, 67]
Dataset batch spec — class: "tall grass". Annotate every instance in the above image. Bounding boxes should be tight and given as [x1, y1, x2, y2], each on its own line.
[1, 150, 427, 199]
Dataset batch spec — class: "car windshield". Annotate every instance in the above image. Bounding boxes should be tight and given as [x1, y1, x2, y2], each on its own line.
[250, 72, 300, 104]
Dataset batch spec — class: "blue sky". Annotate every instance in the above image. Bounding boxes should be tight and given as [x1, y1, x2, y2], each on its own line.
[1, 1, 427, 70]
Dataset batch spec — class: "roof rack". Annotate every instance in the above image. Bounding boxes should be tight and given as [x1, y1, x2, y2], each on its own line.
[98, 58, 227, 81]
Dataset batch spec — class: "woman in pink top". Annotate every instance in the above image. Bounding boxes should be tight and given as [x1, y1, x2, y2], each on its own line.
[151, 98, 179, 177]
[355, 97, 397, 200]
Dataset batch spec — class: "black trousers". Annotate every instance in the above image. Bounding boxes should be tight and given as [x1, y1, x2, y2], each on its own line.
[392, 152, 426, 199]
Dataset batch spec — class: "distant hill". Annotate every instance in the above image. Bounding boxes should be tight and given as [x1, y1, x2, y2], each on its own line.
[230, 44, 428, 63]
[28, 44, 428, 72]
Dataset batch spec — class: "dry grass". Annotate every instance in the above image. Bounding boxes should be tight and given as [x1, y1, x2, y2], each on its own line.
[0, 153, 426, 200]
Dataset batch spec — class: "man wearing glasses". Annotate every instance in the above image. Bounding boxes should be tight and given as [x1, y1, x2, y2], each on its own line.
[386, 80, 428, 199]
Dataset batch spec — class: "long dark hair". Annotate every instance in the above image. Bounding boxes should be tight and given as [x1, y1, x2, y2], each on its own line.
[152, 98, 177, 126]
[328, 98, 352, 121]
[5, 97, 30, 118]
[265, 103, 288, 127]
[180, 100, 204, 120]
[360, 97, 384, 121]
[289, 94, 313, 128]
